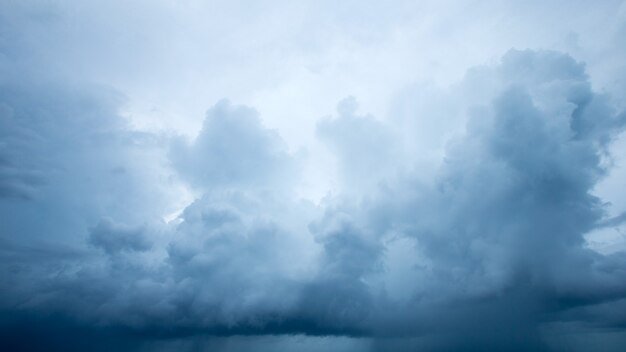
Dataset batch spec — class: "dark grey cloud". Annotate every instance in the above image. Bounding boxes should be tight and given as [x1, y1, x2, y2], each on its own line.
[1, 10, 626, 349]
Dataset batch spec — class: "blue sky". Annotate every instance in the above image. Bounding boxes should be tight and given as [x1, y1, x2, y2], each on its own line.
[1, 1, 626, 351]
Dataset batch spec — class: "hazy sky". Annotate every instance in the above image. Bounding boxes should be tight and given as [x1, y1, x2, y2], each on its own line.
[1, 1, 626, 351]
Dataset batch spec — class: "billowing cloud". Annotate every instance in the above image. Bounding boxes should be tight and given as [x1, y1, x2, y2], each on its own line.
[171, 100, 298, 192]
[1, 1, 626, 351]
[363, 49, 626, 350]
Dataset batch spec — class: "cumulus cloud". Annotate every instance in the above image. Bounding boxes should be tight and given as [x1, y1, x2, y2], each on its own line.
[1, 2, 626, 350]
[171, 100, 298, 192]
[367, 50, 626, 350]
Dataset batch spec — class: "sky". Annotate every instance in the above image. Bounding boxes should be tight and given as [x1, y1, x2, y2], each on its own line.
[1, 1, 626, 351]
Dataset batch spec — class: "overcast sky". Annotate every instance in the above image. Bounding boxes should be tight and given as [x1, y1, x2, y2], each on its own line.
[2, 1, 626, 351]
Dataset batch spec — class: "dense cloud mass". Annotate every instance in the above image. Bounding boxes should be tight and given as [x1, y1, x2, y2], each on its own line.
[2, 1, 626, 352]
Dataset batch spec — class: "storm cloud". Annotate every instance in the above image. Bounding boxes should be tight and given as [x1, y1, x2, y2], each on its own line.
[2, 1, 626, 352]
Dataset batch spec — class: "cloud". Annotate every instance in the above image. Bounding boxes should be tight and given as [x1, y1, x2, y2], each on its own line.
[362, 49, 626, 350]
[2, 10, 626, 349]
[316, 96, 400, 193]
[171, 99, 298, 192]
[89, 219, 152, 255]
